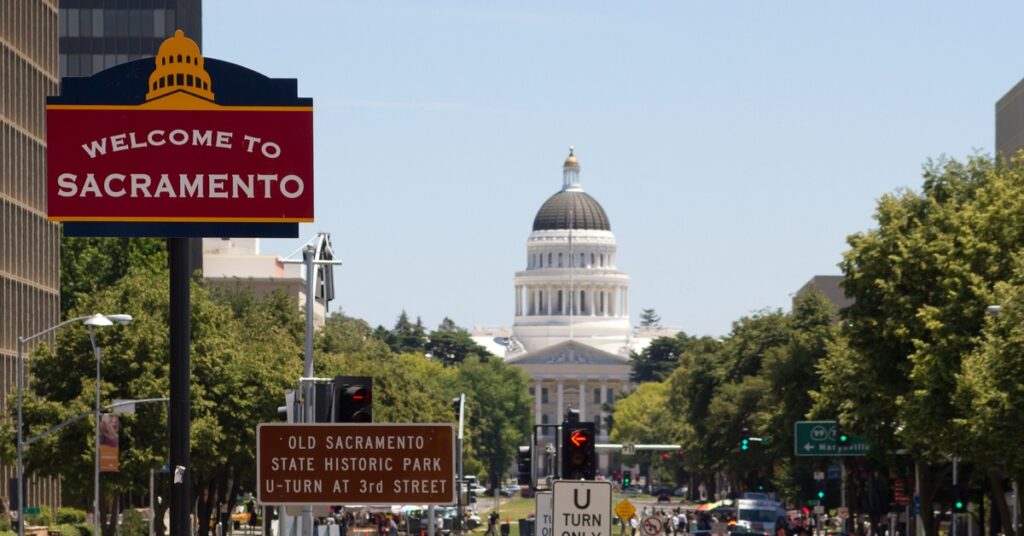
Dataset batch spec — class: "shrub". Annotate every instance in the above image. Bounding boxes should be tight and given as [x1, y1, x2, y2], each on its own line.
[0, 516, 11, 531]
[120, 509, 147, 536]
[57, 508, 87, 525]
[57, 524, 81, 536]
[73, 523, 92, 536]
[25, 505, 52, 527]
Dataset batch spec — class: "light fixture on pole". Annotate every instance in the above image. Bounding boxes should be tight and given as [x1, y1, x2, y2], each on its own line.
[13, 313, 131, 536]
[86, 314, 132, 536]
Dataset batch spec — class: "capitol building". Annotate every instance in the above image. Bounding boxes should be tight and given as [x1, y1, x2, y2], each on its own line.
[474, 148, 676, 470]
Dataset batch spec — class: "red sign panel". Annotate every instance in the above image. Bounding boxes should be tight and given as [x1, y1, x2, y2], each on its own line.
[257, 423, 455, 506]
[46, 106, 312, 223]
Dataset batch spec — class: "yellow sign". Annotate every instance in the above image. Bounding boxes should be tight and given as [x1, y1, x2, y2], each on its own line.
[614, 499, 636, 521]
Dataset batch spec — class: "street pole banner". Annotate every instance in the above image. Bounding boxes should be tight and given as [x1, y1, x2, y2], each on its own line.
[99, 414, 119, 472]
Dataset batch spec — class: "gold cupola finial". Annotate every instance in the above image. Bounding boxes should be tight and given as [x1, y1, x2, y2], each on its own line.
[564, 146, 579, 168]
[562, 146, 582, 191]
[146, 29, 214, 102]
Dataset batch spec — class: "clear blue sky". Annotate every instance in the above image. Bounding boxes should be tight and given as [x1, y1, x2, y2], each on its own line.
[204, 1, 1024, 337]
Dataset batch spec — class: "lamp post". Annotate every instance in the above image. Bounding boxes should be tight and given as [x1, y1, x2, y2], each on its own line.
[14, 313, 131, 536]
[986, 304, 1018, 534]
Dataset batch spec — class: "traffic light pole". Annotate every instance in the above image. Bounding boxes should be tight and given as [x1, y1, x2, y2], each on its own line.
[952, 456, 958, 536]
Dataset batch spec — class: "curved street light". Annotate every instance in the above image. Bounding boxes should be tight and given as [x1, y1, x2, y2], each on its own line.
[16, 313, 132, 536]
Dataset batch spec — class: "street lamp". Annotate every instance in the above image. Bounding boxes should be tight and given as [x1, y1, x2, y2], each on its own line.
[15, 313, 131, 536]
[87, 314, 132, 536]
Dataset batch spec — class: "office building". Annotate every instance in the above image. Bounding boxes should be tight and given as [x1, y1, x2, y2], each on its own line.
[1, 0, 63, 512]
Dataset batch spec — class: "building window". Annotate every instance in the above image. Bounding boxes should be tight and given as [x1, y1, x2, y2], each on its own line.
[541, 388, 549, 404]
[557, 291, 563, 314]
[591, 253, 595, 266]
[541, 414, 549, 425]
[581, 253, 585, 267]
[548, 252, 552, 266]
[606, 388, 615, 403]
[593, 388, 601, 404]
[529, 387, 535, 397]
[558, 252, 563, 267]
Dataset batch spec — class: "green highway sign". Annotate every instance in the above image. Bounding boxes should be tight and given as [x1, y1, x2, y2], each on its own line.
[23, 508, 39, 515]
[794, 421, 868, 456]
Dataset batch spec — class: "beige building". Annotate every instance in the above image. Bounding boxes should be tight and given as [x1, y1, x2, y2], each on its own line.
[1, 0, 63, 512]
[202, 238, 327, 328]
[997, 78, 1024, 157]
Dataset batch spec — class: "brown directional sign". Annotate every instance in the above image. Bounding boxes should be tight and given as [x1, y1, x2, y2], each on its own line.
[257, 423, 455, 505]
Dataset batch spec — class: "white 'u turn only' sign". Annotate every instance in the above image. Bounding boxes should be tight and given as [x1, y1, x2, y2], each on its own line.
[552, 481, 612, 536]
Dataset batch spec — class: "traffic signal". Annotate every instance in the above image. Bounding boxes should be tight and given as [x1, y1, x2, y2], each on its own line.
[561, 421, 596, 480]
[835, 421, 849, 445]
[517, 445, 532, 486]
[623, 470, 632, 488]
[951, 485, 967, 513]
[741, 427, 750, 451]
[816, 481, 826, 501]
[334, 376, 372, 423]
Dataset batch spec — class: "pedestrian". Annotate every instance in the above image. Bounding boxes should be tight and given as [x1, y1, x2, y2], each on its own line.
[388, 515, 398, 536]
[630, 514, 639, 536]
[485, 511, 499, 536]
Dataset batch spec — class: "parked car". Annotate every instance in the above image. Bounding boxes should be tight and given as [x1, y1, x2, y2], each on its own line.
[657, 492, 671, 503]
[500, 486, 519, 497]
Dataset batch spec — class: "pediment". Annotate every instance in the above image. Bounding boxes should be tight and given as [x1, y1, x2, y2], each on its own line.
[507, 340, 629, 365]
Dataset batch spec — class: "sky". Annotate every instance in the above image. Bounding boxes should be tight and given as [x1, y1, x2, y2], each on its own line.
[203, 0, 1024, 337]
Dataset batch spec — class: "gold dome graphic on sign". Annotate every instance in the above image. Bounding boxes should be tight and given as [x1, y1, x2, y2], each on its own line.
[146, 30, 214, 102]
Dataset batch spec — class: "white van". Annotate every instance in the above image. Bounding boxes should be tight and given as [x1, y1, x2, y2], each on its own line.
[735, 498, 784, 534]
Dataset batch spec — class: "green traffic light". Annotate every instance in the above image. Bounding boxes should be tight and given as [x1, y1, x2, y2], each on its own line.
[817, 491, 825, 499]
[839, 434, 848, 443]
[955, 501, 964, 510]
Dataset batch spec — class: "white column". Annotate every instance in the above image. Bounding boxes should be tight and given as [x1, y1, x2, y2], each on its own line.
[557, 380, 564, 423]
[579, 378, 587, 421]
[600, 378, 609, 438]
[515, 285, 521, 316]
[534, 377, 542, 429]
[588, 286, 596, 316]
[547, 286, 553, 316]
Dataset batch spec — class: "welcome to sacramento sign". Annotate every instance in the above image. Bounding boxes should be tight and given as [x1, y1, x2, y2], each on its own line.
[47, 30, 313, 238]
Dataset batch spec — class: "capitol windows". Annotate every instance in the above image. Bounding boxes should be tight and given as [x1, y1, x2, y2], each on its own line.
[558, 252, 563, 267]
[606, 388, 615, 403]
[591, 253, 595, 267]
[541, 388, 549, 404]
[557, 291, 563, 313]
[548, 252, 552, 266]
[580, 253, 585, 267]
[600, 253, 605, 267]
[593, 388, 601, 404]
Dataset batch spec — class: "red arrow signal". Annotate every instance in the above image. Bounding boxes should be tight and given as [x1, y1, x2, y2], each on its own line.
[570, 430, 589, 447]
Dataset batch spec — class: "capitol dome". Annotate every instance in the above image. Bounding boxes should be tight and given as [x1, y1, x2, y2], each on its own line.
[532, 147, 611, 231]
[532, 191, 611, 231]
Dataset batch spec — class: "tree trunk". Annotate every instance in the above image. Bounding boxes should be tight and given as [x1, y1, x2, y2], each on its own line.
[987, 465, 1015, 536]
[197, 477, 216, 536]
[917, 459, 946, 536]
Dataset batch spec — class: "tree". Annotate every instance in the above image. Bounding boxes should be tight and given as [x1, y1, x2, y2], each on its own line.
[455, 356, 532, 489]
[60, 236, 166, 316]
[640, 308, 662, 328]
[384, 310, 428, 354]
[427, 328, 491, 366]
[631, 332, 700, 383]
[814, 155, 1024, 536]
[611, 382, 674, 482]
[17, 265, 303, 536]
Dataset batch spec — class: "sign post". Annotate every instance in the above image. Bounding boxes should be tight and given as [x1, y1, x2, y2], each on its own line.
[257, 423, 454, 505]
[537, 492, 553, 536]
[46, 30, 314, 536]
[552, 481, 612, 536]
